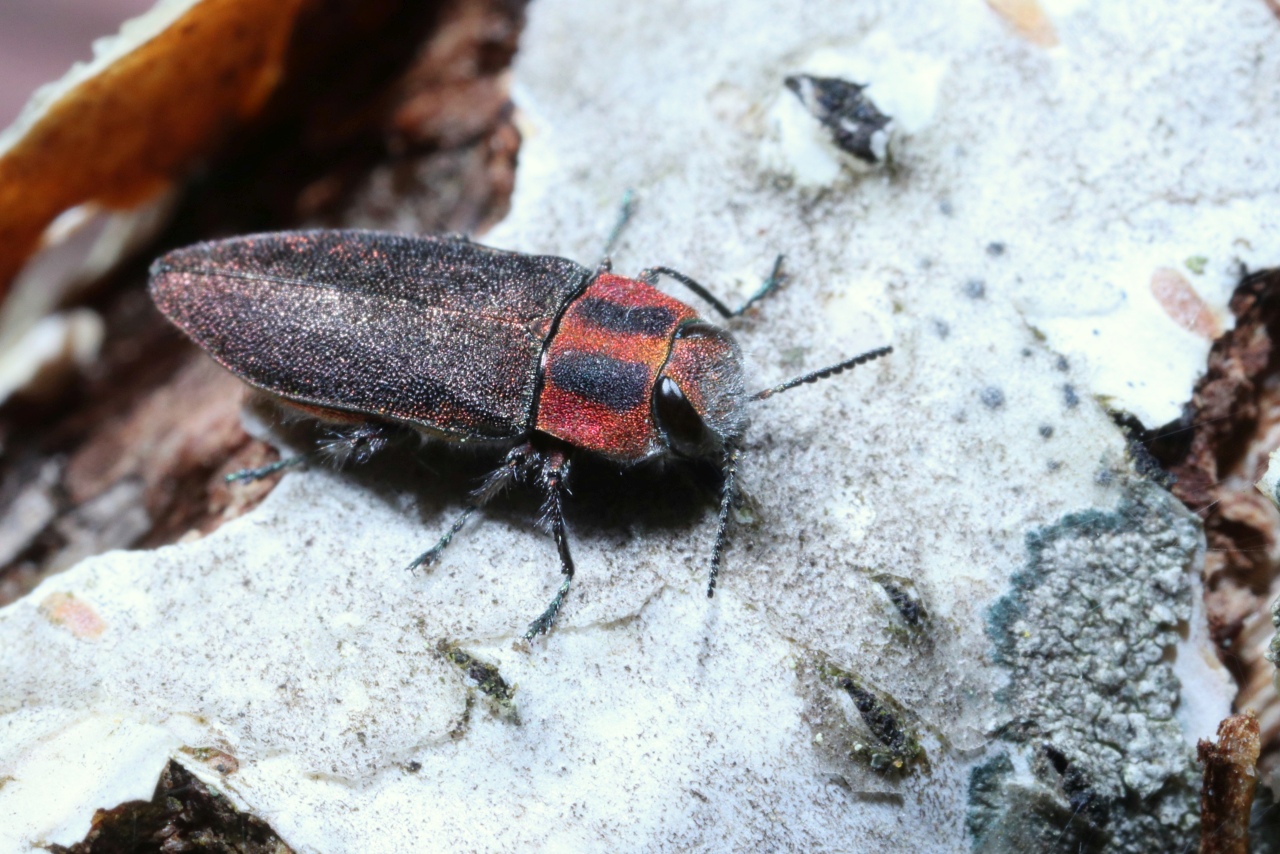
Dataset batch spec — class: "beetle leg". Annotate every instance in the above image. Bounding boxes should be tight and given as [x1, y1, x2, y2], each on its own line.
[706, 444, 740, 597]
[224, 453, 309, 484]
[406, 442, 537, 573]
[637, 255, 787, 319]
[406, 505, 478, 572]
[225, 423, 394, 484]
[319, 423, 392, 465]
[472, 441, 537, 504]
[525, 450, 575, 639]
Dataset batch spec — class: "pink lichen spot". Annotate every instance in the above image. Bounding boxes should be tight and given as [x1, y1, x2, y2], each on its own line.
[986, 0, 1059, 47]
[38, 591, 106, 639]
[1151, 267, 1222, 340]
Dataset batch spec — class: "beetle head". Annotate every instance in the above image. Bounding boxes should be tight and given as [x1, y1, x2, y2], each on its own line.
[653, 321, 747, 458]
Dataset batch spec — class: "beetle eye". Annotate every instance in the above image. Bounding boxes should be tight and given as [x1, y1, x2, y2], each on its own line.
[654, 376, 707, 457]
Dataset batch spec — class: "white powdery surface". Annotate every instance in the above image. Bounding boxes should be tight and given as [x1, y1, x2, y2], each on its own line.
[2, 0, 1271, 850]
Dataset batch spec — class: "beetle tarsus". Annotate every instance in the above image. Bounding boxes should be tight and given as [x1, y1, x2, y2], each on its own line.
[735, 254, 787, 317]
[225, 453, 309, 484]
[407, 505, 478, 572]
[525, 451, 575, 639]
[707, 445, 740, 597]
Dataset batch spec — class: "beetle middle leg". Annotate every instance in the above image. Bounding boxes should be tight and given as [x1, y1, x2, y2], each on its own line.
[524, 449, 575, 639]
[637, 254, 787, 319]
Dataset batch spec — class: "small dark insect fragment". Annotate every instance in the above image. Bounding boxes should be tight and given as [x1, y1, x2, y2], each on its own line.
[784, 74, 893, 165]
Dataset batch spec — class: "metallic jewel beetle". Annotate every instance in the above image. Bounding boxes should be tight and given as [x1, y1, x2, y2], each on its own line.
[149, 229, 890, 639]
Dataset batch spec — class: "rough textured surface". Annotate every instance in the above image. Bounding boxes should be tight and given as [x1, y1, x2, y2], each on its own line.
[3, 0, 1272, 850]
[48, 760, 294, 854]
[975, 481, 1202, 851]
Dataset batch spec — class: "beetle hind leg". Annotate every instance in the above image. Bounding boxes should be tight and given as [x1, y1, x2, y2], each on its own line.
[524, 450, 575, 640]
[225, 423, 395, 484]
[319, 423, 392, 465]
[224, 453, 309, 484]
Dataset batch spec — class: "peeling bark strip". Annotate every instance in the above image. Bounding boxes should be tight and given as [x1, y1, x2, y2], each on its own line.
[1155, 267, 1280, 752]
[0, 0, 308, 304]
[1198, 712, 1261, 854]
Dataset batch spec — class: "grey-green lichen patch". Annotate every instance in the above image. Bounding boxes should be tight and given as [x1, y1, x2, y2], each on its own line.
[976, 478, 1202, 852]
[967, 752, 1107, 851]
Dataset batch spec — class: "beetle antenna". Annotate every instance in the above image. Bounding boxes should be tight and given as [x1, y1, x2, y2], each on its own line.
[750, 345, 892, 402]
[707, 444, 740, 597]
[601, 188, 637, 262]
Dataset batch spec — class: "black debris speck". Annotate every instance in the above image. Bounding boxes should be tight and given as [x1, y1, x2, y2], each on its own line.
[986, 242, 1006, 257]
[964, 279, 986, 299]
[981, 387, 1005, 409]
[1047, 460, 1062, 471]
[1021, 347, 1033, 358]
[940, 199, 954, 216]
[1063, 384, 1080, 408]
[1039, 424, 1054, 438]
[783, 74, 892, 164]
[1056, 355, 1069, 372]
[879, 579, 925, 627]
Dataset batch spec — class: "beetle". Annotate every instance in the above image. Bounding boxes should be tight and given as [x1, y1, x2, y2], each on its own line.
[149, 229, 890, 639]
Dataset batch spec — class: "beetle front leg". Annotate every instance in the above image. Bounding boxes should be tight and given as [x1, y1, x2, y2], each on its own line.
[706, 444, 739, 597]
[637, 255, 787, 319]
[524, 450, 575, 639]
